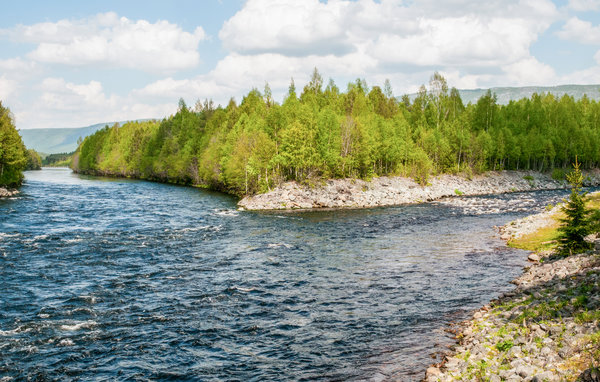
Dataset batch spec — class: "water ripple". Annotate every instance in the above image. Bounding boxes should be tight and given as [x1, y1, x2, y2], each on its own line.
[0, 168, 579, 381]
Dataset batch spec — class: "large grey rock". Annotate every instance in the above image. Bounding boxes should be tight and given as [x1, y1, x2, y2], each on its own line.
[532, 371, 559, 382]
[516, 364, 535, 378]
[579, 368, 600, 382]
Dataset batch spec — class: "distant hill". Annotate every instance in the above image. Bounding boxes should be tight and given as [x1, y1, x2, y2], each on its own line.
[406, 84, 600, 105]
[19, 120, 153, 154]
[458, 84, 600, 105]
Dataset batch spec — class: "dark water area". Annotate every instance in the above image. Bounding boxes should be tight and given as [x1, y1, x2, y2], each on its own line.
[0, 168, 574, 381]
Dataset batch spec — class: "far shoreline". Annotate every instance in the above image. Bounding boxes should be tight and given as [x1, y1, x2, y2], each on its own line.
[238, 170, 600, 211]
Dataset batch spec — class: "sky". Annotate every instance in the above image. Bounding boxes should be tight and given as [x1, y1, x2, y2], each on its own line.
[1, 0, 600, 129]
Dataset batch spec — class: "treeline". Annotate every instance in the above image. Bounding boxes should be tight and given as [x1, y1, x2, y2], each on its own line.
[73, 70, 600, 196]
[43, 152, 73, 167]
[0, 101, 28, 187]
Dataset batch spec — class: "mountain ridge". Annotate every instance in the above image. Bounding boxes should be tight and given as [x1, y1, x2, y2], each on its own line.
[19, 119, 155, 154]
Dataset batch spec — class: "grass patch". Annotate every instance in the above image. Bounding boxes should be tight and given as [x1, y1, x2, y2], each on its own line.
[575, 310, 600, 324]
[508, 191, 600, 253]
[508, 223, 561, 252]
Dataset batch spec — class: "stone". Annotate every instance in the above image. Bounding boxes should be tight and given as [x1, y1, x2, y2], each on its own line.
[528, 253, 540, 262]
[500, 369, 514, 379]
[578, 368, 600, 382]
[516, 364, 535, 378]
[540, 346, 553, 356]
[426, 367, 442, 378]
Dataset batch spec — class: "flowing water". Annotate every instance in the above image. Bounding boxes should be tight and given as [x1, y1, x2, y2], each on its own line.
[0, 168, 572, 381]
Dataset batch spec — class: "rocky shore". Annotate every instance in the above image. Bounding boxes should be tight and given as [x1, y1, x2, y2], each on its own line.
[238, 170, 600, 211]
[425, 206, 600, 381]
[0, 188, 19, 198]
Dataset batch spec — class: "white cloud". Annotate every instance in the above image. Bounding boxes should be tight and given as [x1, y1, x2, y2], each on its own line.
[220, 0, 557, 62]
[219, 0, 353, 56]
[134, 51, 379, 107]
[0, 58, 37, 72]
[0, 75, 18, 100]
[0, 58, 39, 102]
[502, 57, 557, 86]
[567, 0, 600, 11]
[558, 63, 600, 84]
[371, 16, 536, 67]
[216, 0, 559, 91]
[557, 17, 600, 44]
[15, 77, 175, 129]
[6, 12, 205, 73]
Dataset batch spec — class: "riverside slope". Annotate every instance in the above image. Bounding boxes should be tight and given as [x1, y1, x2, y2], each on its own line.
[239, 170, 600, 210]
[425, 199, 600, 381]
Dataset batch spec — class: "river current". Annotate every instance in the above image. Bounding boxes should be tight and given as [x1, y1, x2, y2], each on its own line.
[0, 168, 573, 381]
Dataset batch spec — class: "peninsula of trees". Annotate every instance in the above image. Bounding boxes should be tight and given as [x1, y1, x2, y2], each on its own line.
[73, 71, 600, 196]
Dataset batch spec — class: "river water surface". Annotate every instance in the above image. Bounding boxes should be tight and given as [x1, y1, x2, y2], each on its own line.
[0, 168, 572, 381]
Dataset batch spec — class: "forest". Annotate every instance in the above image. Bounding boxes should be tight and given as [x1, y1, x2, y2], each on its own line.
[72, 71, 600, 196]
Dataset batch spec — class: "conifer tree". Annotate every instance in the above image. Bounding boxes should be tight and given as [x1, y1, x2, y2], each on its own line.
[558, 158, 592, 254]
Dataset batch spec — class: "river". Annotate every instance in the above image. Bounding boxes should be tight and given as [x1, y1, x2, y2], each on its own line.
[0, 168, 572, 381]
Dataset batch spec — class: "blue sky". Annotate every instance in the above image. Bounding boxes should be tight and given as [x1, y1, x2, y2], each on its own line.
[1, 0, 600, 129]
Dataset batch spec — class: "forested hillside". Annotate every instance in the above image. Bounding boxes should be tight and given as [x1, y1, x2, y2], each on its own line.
[454, 84, 600, 105]
[73, 71, 600, 196]
[0, 101, 28, 188]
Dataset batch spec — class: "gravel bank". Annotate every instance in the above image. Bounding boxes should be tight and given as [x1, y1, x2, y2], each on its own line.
[425, 207, 600, 382]
[238, 170, 600, 211]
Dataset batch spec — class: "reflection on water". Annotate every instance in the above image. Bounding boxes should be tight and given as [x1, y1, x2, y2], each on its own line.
[0, 168, 572, 381]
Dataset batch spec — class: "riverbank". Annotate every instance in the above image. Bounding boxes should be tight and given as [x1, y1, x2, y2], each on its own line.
[238, 170, 600, 211]
[0, 187, 19, 198]
[425, 203, 600, 381]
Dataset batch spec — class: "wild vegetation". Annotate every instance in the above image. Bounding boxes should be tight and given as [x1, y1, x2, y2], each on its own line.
[43, 152, 73, 167]
[25, 149, 42, 170]
[0, 101, 27, 188]
[73, 70, 600, 196]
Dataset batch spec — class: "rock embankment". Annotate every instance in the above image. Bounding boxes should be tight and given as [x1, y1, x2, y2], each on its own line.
[0, 188, 19, 198]
[425, 208, 600, 382]
[238, 170, 600, 210]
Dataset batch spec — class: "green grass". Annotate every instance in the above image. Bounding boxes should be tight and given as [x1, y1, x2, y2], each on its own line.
[508, 223, 561, 252]
[508, 192, 600, 252]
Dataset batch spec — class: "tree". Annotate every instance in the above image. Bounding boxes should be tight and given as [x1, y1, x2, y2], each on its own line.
[26, 149, 42, 170]
[558, 158, 592, 254]
[0, 101, 27, 187]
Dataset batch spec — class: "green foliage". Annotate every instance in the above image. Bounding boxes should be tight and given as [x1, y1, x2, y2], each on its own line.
[552, 168, 566, 181]
[25, 149, 42, 170]
[70, 71, 600, 196]
[43, 152, 74, 167]
[495, 340, 514, 352]
[0, 101, 27, 187]
[558, 159, 593, 254]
